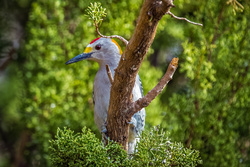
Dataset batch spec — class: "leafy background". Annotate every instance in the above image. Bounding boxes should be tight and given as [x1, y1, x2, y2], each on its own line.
[0, 0, 249, 166]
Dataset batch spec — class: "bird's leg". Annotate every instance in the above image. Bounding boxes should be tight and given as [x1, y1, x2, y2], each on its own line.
[101, 121, 107, 133]
[101, 121, 109, 144]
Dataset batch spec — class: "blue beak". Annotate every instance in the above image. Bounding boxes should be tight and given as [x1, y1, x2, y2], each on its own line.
[65, 53, 92, 65]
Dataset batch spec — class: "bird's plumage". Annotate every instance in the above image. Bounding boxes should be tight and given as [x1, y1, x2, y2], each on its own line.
[66, 37, 145, 154]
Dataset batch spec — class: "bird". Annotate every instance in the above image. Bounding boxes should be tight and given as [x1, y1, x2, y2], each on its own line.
[65, 37, 145, 154]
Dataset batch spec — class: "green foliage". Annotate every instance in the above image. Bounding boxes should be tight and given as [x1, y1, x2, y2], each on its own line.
[227, 0, 244, 14]
[49, 127, 129, 166]
[140, 60, 164, 126]
[50, 126, 201, 166]
[160, 0, 250, 166]
[133, 126, 202, 166]
[0, 0, 160, 166]
[86, 2, 107, 25]
[1, 0, 250, 166]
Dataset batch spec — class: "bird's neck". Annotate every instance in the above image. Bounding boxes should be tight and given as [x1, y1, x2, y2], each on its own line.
[98, 57, 120, 71]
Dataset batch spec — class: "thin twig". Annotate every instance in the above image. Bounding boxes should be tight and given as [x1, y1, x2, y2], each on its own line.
[127, 57, 179, 117]
[166, 11, 203, 27]
[106, 64, 114, 84]
[94, 22, 129, 45]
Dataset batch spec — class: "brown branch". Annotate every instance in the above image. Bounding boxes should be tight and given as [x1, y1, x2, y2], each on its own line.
[185, 97, 199, 148]
[166, 11, 203, 27]
[14, 130, 30, 167]
[186, 123, 195, 148]
[227, 0, 244, 11]
[0, 48, 15, 71]
[106, 64, 114, 84]
[127, 58, 179, 117]
[107, 0, 175, 152]
[208, 5, 225, 61]
[94, 22, 128, 46]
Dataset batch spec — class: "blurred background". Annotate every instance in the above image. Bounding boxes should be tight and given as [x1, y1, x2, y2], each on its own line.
[0, 0, 249, 166]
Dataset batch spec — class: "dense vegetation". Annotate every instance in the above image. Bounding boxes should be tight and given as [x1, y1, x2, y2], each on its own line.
[49, 126, 201, 166]
[0, 0, 249, 166]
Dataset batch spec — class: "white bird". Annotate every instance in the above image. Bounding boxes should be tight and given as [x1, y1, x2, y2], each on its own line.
[65, 37, 145, 154]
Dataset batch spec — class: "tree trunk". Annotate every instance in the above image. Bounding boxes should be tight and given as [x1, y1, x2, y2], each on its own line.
[106, 0, 175, 151]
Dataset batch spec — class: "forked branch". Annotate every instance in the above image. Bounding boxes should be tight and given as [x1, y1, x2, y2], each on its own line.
[94, 22, 129, 45]
[88, 0, 201, 152]
[86, 2, 128, 46]
[107, 0, 177, 152]
[127, 57, 179, 118]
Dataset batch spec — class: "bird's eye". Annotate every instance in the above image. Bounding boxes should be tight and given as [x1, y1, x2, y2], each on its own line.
[95, 44, 101, 50]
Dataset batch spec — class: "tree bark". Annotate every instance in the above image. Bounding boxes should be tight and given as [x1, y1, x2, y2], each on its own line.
[127, 58, 178, 118]
[106, 0, 175, 151]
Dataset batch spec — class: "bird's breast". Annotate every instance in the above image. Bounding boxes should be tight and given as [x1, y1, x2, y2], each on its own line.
[93, 69, 112, 131]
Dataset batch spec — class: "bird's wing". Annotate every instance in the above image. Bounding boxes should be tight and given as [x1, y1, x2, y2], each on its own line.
[138, 75, 144, 97]
[130, 75, 146, 137]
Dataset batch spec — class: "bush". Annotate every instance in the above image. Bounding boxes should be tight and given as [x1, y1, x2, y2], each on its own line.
[49, 126, 202, 166]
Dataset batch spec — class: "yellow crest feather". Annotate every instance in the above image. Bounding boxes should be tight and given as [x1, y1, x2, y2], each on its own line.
[111, 39, 123, 55]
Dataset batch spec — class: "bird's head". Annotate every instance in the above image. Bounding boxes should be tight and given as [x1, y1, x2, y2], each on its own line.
[65, 37, 123, 66]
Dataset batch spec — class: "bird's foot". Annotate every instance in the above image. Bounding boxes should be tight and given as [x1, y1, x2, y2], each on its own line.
[101, 125, 107, 134]
[101, 123, 110, 144]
